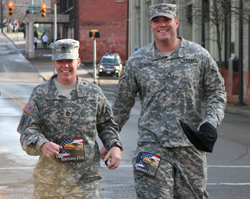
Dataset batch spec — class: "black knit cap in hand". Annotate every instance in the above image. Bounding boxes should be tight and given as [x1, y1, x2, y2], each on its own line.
[179, 120, 218, 153]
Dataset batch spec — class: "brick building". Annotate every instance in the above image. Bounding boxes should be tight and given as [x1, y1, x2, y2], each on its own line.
[53, 0, 128, 63]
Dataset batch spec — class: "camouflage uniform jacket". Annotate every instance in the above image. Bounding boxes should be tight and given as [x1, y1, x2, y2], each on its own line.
[17, 75, 122, 185]
[113, 37, 226, 148]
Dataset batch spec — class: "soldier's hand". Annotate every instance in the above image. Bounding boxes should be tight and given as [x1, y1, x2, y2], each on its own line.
[104, 147, 122, 170]
[42, 142, 63, 158]
[197, 121, 207, 131]
[100, 145, 108, 160]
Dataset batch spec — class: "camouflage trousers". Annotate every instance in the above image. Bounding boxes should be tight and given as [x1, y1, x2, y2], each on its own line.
[33, 180, 100, 199]
[132, 143, 208, 199]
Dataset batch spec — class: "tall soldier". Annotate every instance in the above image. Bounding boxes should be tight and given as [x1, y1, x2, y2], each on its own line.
[17, 39, 123, 198]
[101, 3, 226, 199]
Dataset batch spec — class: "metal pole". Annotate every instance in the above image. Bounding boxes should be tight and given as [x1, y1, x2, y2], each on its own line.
[201, 0, 205, 48]
[237, 0, 246, 105]
[28, 22, 35, 58]
[140, 1, 145, 47]
[126, 0, 130, 60]
[53, 4, 57, 42]
[93, 39, 96, 83]
[32, 0, 34, 14]
[53, 3, 57, 74]
[1, 0, 3, 33]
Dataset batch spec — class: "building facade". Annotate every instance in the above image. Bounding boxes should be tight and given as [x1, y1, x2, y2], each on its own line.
[52, 0, 128, 63]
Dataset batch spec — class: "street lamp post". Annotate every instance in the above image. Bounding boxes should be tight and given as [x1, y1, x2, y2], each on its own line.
[89, 30, 100, 84]
[1, 0, 3, 33]
[237, 0, 246, 105]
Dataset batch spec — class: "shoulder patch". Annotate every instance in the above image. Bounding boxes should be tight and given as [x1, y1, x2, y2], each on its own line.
[23, 104, 34, 114]
[17, 115, 29, 133]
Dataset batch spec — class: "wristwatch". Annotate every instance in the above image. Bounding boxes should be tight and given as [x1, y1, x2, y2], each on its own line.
[111, 142, 122, 150]
[40, 143, 45, 152]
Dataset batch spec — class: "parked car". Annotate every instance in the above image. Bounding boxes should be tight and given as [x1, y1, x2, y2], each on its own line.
[97, 53, 123, 77]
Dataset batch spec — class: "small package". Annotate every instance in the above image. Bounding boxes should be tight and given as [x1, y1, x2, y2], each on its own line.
[56, 138, 85, 162]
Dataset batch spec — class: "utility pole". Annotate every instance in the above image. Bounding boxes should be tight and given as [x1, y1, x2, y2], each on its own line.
[201, 0, 205, 48]
[237, 0, 246, 105]
[32, 0, 34, 14]
[89, 30, 100, 84]
[126, 0, 130, 60]
[93, 38, 97, 83]
[53, 3, 57, 74]
[1, 0, 3, 33]
[53, 3, 57, 42]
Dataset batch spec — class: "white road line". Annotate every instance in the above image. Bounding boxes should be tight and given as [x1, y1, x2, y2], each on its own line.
[0, 167, 34, 170]
[2, 165, 250, 170]
[208, 183, 250, 186]
[208, 165, 250, 168]
[102, 165, 250, 168]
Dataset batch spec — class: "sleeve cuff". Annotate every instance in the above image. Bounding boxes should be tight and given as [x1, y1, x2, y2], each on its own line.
[108, 140, 123, 151]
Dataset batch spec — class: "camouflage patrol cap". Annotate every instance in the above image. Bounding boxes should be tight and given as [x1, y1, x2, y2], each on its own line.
[50, 39, 79, 61]
[149, 3, 177, 21]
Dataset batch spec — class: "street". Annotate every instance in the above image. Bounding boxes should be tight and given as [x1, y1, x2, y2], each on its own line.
[0, 33, 250, 199]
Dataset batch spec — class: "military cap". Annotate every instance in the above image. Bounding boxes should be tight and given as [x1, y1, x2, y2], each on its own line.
[50, 39, 79, 61]
[179, 120, 218, 153]
[149, 3, 177, 21]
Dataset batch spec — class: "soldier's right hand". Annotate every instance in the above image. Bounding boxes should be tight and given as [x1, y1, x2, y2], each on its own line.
[42, 142, 63, 158]
[100, 145, 108, 160]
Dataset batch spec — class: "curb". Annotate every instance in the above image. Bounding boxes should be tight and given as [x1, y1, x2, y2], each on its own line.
[225, 105, 250, 117]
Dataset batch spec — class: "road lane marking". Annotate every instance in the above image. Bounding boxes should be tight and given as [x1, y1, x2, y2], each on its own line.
[208, 183, 250, 186]
[102, 164, 250, 169]
[3, 165, 250, 169]
[208, 165, 250, 168]
[0, 86, 26, 108]
[0, 167, 34, 170]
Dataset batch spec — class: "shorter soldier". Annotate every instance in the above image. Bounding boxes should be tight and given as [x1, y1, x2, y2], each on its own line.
[101, 3, 226, 199]
[17, 39, 122, 198]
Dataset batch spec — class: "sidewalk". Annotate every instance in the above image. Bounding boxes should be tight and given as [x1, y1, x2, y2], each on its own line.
[5, 32, 250, 118]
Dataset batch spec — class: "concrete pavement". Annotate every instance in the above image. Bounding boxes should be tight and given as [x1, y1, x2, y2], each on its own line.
[5, 32, 250, 118]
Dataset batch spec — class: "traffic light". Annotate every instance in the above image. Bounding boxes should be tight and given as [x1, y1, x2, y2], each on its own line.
[41, 3, 46, 18]
[89, 30, 101, 40]
[8, 1, 13, 17]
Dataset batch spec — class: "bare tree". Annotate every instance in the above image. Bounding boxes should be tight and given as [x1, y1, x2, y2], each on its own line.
[186, 0, 250, 68]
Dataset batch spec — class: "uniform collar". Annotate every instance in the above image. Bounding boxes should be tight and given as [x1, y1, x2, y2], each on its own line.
[46, 75, 89, 99]
[151, 36, 186, 60]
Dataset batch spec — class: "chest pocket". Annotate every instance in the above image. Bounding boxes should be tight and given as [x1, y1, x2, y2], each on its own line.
[172, 59, 200, 91]
[76, 98, 97, 120]
[40, 100, 63, 130]
[41, 98, 97, 131]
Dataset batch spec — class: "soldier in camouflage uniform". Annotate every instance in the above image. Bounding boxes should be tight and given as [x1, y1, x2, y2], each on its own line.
[17, 39, 123, 199]
[100, 3, 226, 199]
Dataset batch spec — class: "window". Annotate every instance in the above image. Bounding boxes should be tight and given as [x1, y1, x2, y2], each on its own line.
[202, 0, 209, 22]
[60, 0, 73, 13]
[186, 4, 192, 24]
